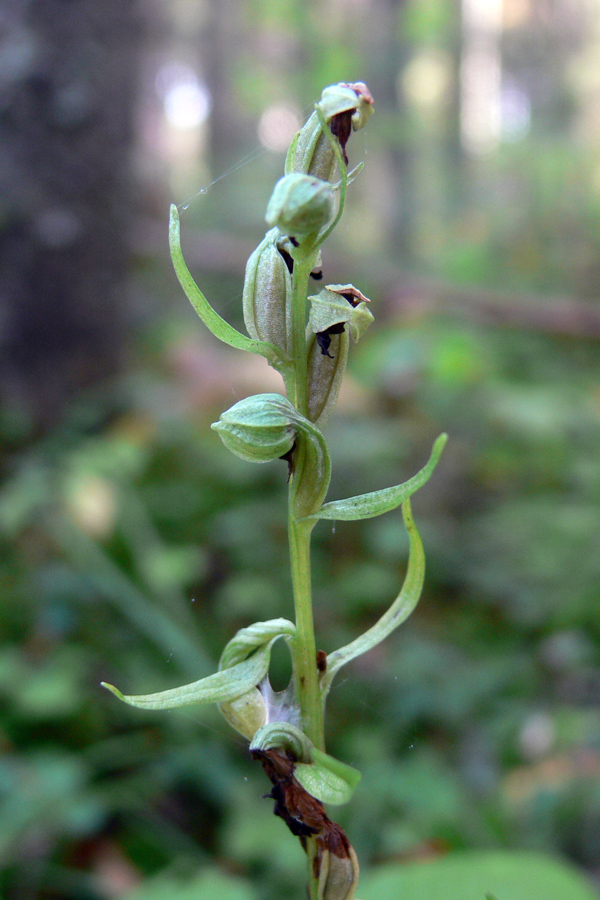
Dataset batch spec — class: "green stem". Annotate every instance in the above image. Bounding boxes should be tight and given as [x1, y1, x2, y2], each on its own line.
[288, 509, 324, 751]
[288, 486, 322, 900]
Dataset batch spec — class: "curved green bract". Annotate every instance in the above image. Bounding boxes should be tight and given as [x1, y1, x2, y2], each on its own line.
[219, 617, 296, 670]
[102, 618, 298, 713]
[304, 433, 447, 523]
[101, 641, 275, 711]
[169, 206, 285, 369]
[320, 499, 425, 696]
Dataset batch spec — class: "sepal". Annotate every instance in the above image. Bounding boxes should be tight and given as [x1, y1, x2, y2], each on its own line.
[308, 286, 374, 344]
[285, 82, 374, 182]
[306, 328, 349, 426]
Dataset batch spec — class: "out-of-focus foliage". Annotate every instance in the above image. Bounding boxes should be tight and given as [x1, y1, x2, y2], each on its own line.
[360, 850, 600, 900]
[2, 0, 600, 898]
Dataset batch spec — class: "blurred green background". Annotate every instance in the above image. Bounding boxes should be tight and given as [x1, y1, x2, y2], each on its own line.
[1, 1, 600, 898]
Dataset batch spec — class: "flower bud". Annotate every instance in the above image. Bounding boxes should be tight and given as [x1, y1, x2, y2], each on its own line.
[212, 393, 296, 463]
[286, 82, 374, 181]
[243, 228, 292, 360]
[266, 174, 334, 240]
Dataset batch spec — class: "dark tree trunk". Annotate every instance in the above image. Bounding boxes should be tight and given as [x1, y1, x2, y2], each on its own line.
[0, 0, 141, 432]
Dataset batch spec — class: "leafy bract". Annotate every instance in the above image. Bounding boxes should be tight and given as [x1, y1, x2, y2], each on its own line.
[169, 205, 285, 369]
[305, 433, 447, 522]
[102, 618, 297, 713]
[320, 499, 424, 695]
[101, 642, 274, 711]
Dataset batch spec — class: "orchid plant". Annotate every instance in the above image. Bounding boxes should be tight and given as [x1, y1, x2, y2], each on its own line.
[103, 83, 446, 900]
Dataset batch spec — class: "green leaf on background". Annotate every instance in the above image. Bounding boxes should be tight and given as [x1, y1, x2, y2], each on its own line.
[360, 851, 600, 900]
[305, 433, 447, 522]
[122, 867, 257, 900]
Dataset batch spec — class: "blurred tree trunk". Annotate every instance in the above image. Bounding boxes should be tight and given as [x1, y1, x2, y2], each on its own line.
[0, 0, 141, 432]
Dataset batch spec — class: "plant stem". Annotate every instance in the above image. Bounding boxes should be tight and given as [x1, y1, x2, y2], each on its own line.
[288, 510, 324, 751]
[288, 499, 322, 900]
[287, 245, 326, 750]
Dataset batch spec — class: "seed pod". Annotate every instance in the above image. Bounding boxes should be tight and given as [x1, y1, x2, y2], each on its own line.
[286, 82, 374, 181]
[243, 228, 292, 359]
[266, 173, 334, 240]
[317, 844, 360, 900]
[212, 393, 296, 463]
[306, 327, 349, 426]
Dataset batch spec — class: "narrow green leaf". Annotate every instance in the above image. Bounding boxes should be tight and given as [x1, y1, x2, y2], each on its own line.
[101, 641, 274, 711]
[295, 747, 362, 806]
[305, 433, 447, 522]
[321, 499, 425, 695]
[169, 205, 285, 368]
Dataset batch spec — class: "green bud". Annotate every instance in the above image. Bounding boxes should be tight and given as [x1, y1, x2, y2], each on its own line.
[243, 228, 293, 361]
[266, 173, 334, 240]
[286, 82, 374, 181]
[212, 393, 296, 463]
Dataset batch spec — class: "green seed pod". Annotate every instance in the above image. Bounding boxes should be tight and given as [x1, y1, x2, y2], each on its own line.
[304, 284, 373, 426]
[219, 687, 267, 740]
[286, 82, 374, 181]
[212, 393, 296, 463]
[306, 328, 349, 426]
[266, 173, 334, 240]
[243, 228, 292, 360]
